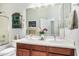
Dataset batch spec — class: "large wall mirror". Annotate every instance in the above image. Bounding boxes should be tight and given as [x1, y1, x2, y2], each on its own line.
[26, 3, 71, 40]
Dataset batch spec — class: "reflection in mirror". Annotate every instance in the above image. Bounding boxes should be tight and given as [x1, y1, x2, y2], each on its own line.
[26, 3, 71, 40]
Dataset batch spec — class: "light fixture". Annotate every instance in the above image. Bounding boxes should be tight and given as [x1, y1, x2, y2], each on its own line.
[27, 3, 55, 8]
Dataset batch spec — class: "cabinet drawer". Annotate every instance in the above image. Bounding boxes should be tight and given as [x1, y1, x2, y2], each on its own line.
[31, 45, 47, 51]
[17, 43, 31, 49]
[48, 47, 74, 55]
[48, 53, 65, 56]
[31, 51, 47, 56]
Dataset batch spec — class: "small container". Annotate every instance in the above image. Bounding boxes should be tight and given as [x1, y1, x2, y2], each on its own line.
[14, 34, 20, 40]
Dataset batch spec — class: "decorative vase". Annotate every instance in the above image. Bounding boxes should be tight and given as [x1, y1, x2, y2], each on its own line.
[40, 34, 44, 40]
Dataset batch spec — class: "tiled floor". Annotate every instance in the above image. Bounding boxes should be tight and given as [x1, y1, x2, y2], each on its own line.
[0, 47, 16, 56]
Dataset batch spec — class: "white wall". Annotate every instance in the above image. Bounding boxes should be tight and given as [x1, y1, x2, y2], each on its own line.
[0, 3, 30, 40]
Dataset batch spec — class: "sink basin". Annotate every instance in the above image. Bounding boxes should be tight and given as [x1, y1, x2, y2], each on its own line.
[26, 35, 64, 42]
[26, 35, 41, 41]
[30, 36, 55, 42]
[45, 36, 54, 41]
[31, 36, 41, 40]
[26, 35, 55, 41]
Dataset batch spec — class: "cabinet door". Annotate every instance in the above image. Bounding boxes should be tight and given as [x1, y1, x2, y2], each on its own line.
[48, 47, 74, 56]
[17, 49, 30, 56]
[17, 49, 23, 56]
[0, 16, 9, 45]
[31, 50, 47, 56]
[22, 49, 30, 56]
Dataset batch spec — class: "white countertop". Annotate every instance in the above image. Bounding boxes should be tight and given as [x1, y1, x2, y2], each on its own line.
[13, 37, 75, 49]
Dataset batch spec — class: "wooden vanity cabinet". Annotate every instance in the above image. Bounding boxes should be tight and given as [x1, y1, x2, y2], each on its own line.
[16, 43, 74, 56]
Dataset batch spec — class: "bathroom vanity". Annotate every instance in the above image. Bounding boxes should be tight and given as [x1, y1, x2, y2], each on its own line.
[17, 43, 74, 56]
[15, 37, 75, 56]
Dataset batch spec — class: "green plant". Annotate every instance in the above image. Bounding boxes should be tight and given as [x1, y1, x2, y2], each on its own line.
[39, 28, 48, 35]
